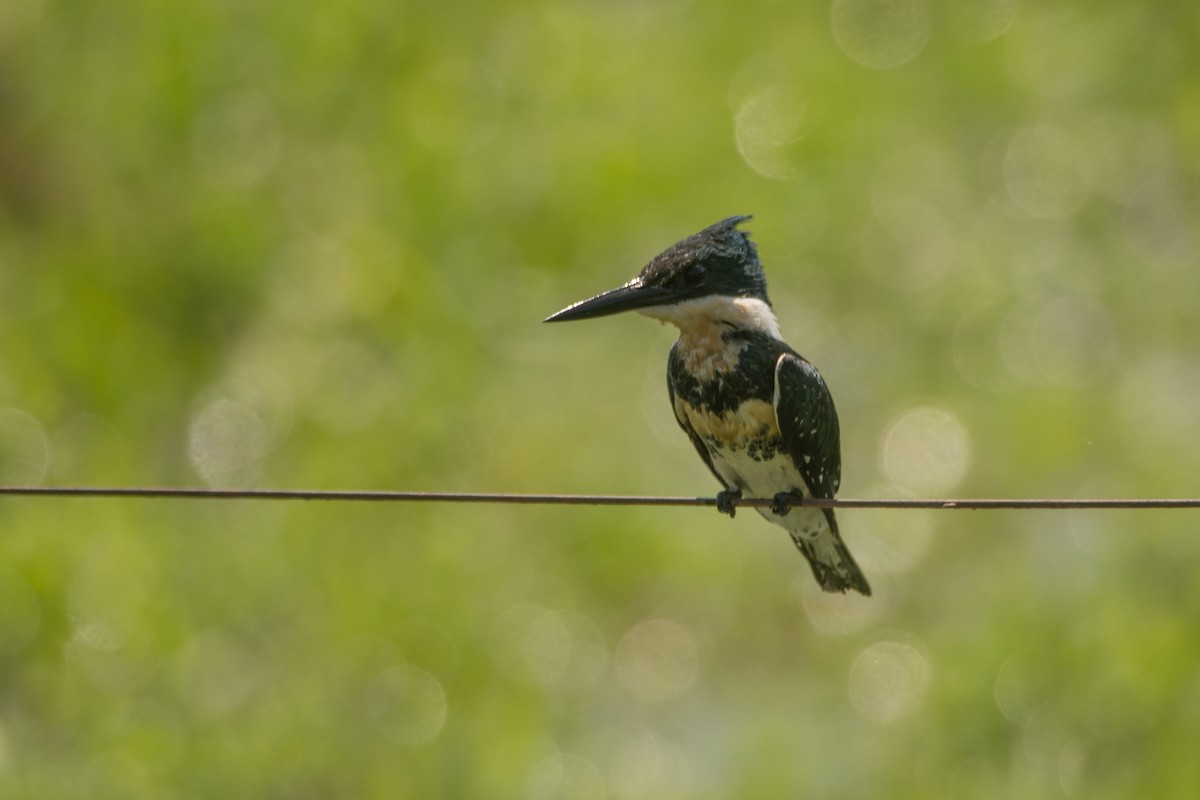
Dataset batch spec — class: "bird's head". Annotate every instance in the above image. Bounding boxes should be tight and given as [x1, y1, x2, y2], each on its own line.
[544, 216, 771, 326]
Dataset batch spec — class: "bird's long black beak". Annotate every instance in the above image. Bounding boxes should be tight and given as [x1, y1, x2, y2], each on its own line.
[544, 278, 673, 323]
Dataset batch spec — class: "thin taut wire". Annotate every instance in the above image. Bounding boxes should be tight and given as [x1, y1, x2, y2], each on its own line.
[0, 486, 1198, 509]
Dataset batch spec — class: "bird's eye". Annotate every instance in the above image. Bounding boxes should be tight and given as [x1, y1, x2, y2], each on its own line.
[685, 264, 706, 284]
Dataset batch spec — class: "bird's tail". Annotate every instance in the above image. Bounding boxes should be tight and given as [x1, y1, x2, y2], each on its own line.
[788, 508, 871, 596]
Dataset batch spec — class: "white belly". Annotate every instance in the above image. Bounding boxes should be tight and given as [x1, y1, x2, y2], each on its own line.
[710, 447, 830, 540]
[710, 447, 801, 498]
[675, 395, 832, 541]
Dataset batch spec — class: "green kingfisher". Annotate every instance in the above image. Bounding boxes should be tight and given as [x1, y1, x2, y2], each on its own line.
[545, 216, 870, 595]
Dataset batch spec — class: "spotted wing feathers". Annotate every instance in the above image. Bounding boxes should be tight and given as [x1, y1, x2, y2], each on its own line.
[773, 353, 841, 501]
[774, 353, 870, 595]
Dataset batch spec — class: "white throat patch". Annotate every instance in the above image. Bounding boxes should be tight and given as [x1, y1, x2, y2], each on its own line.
[639, 295, 782, 380]
[637, 295, 781, 339]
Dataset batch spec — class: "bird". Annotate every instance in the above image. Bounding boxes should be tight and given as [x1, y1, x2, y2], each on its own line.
[544, 216, 870, 595]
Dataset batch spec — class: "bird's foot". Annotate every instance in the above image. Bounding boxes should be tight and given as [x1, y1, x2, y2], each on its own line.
[771, 492, 800, 516]
[715, 488, 741, 518]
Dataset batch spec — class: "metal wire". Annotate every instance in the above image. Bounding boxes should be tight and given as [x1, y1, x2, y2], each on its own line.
[0, 486, 1198, 509]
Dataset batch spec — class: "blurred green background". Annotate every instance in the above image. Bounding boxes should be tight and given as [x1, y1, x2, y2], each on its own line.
[2, 0, 1200, 796]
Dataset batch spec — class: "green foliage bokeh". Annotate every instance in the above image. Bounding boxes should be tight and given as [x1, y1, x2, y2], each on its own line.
[2, 0, 1199, 796]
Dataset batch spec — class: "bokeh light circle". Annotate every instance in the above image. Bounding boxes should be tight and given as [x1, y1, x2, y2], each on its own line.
[609, 730, 691, 800]
[797, 575, 885, 636]
[844, 505, 935, 577]
[1003, 124, 1090, 218]
[1031, 296, 1114, 387]
[65, 619, 159, 696]
[881, 407, 971, 495]
[527, 753, 607, 800]
[734, 87, 806, 179]
[831, 0, 931, 70]
[188, 398, 270, 486]
[362, 664, 447, 745]
[491, 604, 572, 688]
[848, 639, 931, 723]
[615, 619, 698, 703]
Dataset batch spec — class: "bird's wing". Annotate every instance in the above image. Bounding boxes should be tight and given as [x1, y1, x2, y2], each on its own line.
[773, 352, 842, 500]
[666, 368, 727, 488]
